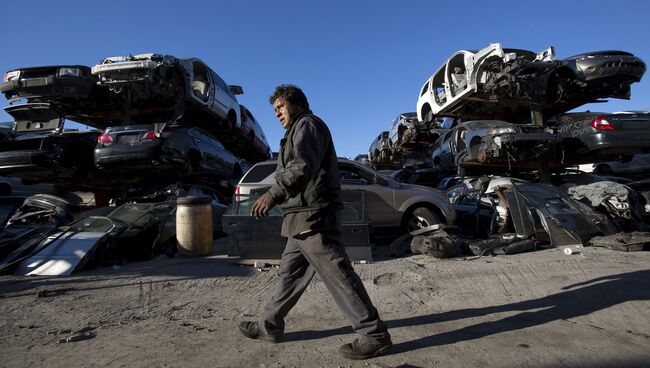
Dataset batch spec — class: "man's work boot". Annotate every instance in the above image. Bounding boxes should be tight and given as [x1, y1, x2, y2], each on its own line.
[339, 335, 393, 360]
[238, 321, 281, 343]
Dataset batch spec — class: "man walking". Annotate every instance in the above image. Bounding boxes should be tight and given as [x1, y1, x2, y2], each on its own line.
[238, 85, 392, 360]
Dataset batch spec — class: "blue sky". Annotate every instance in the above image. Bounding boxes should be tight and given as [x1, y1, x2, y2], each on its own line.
[2, 0, 649, 159]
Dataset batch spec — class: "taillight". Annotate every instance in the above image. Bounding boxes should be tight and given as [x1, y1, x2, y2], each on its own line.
[234, 185, 241, 202]
[141, 131, 157, 140]
[591, 116, 614, 131]
[97, 134, 113, 144]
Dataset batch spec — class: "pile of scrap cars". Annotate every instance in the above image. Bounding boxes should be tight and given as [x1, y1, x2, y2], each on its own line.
[362, 42, 650, 258]
[0, 53, 271, 275]
[1, 43, 650, 277]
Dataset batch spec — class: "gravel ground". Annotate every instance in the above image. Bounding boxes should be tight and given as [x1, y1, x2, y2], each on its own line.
[1, 240, 649, 368]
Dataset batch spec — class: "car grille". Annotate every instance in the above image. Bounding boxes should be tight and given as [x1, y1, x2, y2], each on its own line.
[19, 68, 57, 78]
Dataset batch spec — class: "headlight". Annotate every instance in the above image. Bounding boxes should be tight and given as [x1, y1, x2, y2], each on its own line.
[3, 70, 20, 82]
[486, 127, 516, 135]
[57, 67, 81, 77]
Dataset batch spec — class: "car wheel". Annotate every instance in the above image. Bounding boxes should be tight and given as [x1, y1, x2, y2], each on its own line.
[405, 207, 440, 233]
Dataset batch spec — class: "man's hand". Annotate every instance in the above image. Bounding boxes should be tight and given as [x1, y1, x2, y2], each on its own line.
[251, 192, 275, 219]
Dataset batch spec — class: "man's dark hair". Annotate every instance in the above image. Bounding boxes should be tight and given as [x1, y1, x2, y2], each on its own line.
[269, 84, 310, 110]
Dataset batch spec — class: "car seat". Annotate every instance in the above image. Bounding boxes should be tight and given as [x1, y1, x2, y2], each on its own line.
[192, 79, 208, 101]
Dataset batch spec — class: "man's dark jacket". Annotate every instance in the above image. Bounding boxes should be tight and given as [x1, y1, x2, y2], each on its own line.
[267, 110, 342, 225]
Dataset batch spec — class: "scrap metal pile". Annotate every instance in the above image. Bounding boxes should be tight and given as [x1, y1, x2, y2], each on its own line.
[0, 53, 271, 274]
[362, 43, 650, 258]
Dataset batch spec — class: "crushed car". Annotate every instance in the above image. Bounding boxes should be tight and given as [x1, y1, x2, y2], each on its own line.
[417, 43, 645, 124]
[0, 64, 121, 129]
[431, 120, 563, 177]
[12, 201, 177, 276]
[446, 176, 618, 255]
[91, 53, 244, 130]
[367, 131, 392, 169]
[0, 103, 108, 185]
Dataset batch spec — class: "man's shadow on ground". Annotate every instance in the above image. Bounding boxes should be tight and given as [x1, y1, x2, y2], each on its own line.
[284, 270, 650, 354]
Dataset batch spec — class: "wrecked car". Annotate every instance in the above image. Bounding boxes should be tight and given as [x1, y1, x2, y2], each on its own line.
[562, 50, 646, 100]
[0, 103, 106, 185]
[446, 176, 618, 253]
[234, 158, 456, 236]
[416, 43, 645, 124]
[367, 131, 392, 168]
[431, 120, 563, 176]
[94, 123, 243, 182]
[592, 153, 650, 178]
[389, 112, 441, 149]
[549, 111, 650, 165]
[0, 193, 80, 273]
[91, 53, 243, 130]
[13, 201, 177, 276]
[417, 43, 558, 122]
[0, 65, 122, 130]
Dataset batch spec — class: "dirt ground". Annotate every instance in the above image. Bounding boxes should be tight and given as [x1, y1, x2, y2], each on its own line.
[1, 239, 649, 368]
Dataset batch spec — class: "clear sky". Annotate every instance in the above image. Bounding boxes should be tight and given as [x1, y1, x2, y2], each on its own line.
[2, 0, 649, 159]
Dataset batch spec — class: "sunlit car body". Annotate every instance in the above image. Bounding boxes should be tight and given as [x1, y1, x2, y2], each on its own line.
[0, 103, 103, 184]
[417, 43, 646, 124]
[92, 53, 243, 130]
[431, 120, 563, 176]
[550, 111, 650, 165]
[94, 123, 242, 181]
[417, 43, 557, 123]
[562, 51, 646, 99]
[234, 158, 455, 234]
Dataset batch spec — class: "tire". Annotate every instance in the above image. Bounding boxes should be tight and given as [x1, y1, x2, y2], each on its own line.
[423, 108, 434, 124]
[405, 207, 440, 233]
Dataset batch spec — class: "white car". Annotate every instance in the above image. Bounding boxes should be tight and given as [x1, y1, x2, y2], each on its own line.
[416, 43, 555, 123]
[92, 53, 243, 129]
[234, 158, 456, 234]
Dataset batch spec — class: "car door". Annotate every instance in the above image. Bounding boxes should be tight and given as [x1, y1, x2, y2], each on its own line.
[188, 128, 220, 173]
[450, 188, 496, 238]
[338, 162, 399, 227]
[210, 71, 234, 119]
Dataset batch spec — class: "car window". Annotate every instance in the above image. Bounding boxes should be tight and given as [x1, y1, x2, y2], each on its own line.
[241, 163, 277, 183]
[339, 163, 377, 185]
[420, 81, 430, 97]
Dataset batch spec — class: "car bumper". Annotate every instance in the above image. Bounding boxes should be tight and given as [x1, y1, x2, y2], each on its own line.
[94, 143, 182, 171]
[0, 77, 95, 99]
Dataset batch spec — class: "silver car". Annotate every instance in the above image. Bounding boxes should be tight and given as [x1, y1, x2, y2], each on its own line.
[235, 158, 455, 233]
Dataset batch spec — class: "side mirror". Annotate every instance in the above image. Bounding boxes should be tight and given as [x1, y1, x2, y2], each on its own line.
[229, 85, 244, 95]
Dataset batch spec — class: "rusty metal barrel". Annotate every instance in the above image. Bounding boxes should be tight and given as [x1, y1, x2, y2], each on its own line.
[176, 196, 213, 256]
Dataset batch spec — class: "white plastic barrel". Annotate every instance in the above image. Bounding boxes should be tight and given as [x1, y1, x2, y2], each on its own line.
[176, 196, 213, 256]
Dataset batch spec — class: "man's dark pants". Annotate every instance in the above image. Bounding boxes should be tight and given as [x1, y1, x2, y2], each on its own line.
[259, 227, 388, 342]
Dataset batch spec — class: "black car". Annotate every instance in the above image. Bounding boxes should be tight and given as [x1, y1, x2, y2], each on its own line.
[94, 123, 243, 181]
[550, 111, 650, 165]
[0, 103, 104, 184]
[0, 65, 121, 130]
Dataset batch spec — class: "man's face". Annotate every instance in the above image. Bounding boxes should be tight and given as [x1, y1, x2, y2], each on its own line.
[273, 97, 296, 129]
